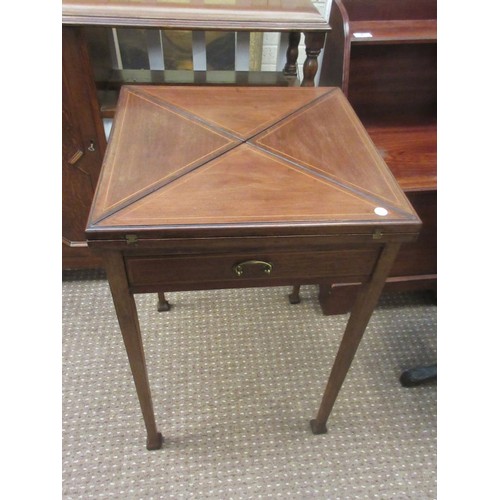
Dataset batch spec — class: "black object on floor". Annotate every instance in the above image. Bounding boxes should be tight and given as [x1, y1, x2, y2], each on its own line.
[400, 364, 437, 387]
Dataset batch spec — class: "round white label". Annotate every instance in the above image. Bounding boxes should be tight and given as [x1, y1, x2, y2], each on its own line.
[374, 207, 389, 216]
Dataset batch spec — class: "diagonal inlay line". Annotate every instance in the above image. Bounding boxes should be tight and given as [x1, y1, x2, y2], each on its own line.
[137, 86, 335, 141]
[249, 142, 416, 220]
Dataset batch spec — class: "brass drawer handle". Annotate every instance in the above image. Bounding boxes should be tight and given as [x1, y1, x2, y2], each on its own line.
[67, 149, 84, 166]
[233, 260, 273, 277]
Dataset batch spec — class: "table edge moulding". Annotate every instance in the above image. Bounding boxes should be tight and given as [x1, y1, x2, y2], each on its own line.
[85, 85, 421, 450]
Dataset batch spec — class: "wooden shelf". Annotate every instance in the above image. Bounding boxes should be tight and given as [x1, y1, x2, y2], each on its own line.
[366, 123, 437, 192]
[350, 19, 437, 44]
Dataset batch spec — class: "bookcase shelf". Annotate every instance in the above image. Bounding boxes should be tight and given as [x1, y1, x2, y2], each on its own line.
[318, 0, 437, 314]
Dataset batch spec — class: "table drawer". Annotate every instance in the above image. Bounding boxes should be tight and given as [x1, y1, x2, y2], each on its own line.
[125, 248, 380, 289]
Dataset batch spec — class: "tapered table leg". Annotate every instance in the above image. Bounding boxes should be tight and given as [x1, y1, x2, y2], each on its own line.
[157, 292, 171, 312]
[102, 252, 163, 450]
[310, 243, 401, 434]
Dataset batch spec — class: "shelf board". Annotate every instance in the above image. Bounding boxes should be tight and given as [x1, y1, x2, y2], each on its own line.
[350, 20, 437, 44]
[365, 123, 437, 192]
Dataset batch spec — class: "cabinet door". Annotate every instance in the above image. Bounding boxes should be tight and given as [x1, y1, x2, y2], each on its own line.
[62, 26, 106, 268]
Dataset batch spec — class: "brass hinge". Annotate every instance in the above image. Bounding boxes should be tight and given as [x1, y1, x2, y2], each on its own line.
[125, 234, 138, 245]
[372, 229, 383, 240]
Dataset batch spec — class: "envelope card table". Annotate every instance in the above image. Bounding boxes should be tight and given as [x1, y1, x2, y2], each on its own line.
[86, 86, 421, 450]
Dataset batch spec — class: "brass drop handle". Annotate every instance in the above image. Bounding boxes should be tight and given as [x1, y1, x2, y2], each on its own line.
[233, 260, 273, 277]
[67, 149, 84, 166]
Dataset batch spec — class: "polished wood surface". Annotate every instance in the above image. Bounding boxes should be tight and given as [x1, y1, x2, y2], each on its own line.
[367, 124, 436, 191]
[125, 247, 381, 291]
[62, 0, 330, 31]
[86, 86, 420, 449]
[138, 86, 330, 139]
[87, 86, 419, 241]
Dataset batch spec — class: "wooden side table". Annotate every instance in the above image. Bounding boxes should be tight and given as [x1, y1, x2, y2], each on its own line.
[62, 0, 331, 86]
[86, 86, 421, 450]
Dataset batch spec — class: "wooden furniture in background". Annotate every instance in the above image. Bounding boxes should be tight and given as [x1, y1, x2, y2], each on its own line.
[86, 86, 421, 449]
[318, 0, 437, 314]
[63, 26, 107, 268]
[62, 0, 330, 269]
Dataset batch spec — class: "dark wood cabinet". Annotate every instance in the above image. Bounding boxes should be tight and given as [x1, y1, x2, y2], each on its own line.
[62, 26, 107, 268]
[318, 0, 437, 314]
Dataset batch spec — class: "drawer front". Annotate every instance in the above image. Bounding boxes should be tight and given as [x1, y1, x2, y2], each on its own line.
[125, 248, 380, 289]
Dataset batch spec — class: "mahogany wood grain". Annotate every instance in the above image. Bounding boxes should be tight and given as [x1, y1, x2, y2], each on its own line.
[125, 248, 381, 289]
[138, 86, 330, 139]
[87, 86, 420, 242]
[86, 86, 421, 448]
[367, 124, 437, 191]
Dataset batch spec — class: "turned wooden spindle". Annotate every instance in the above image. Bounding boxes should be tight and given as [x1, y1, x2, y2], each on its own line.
[301, 32, 326, 87]
[283, 31, 301, 77]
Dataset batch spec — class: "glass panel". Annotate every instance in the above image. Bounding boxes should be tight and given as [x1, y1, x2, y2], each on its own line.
[116, 28, 149, 69]
[161, 30, 194, 70]
[205, 32, 235, 70]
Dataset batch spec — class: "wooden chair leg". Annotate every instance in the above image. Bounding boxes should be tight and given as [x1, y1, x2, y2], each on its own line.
[157, 292, 171, 312]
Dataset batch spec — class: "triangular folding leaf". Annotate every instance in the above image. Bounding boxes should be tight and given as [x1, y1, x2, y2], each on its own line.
[251, 89, 409, 209]
[138, 86, 332, 140]
[91, 87, 238, 223]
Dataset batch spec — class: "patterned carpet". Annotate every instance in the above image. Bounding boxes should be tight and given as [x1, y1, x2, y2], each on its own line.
[62, 269, 436, 499]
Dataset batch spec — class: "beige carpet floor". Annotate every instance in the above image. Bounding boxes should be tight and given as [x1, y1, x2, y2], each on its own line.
[62, 269, 436, 499]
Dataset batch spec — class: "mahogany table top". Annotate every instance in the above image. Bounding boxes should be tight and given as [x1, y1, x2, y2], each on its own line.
[86, 86, 420, 245]
[62, 0, 331, 31]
